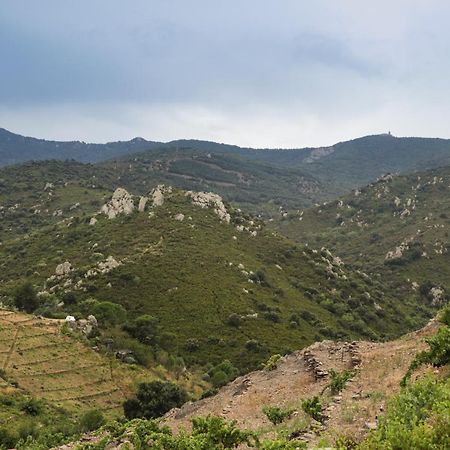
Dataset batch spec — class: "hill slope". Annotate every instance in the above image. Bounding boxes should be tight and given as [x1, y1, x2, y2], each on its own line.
[277, 166, 450, 307]
[164, 320, 442, 448]
[0, 175, 432, 374]
[4, 128, 450, 214]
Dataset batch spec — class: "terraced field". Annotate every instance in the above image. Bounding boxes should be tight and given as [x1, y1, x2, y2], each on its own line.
[0, 309, 142, 416]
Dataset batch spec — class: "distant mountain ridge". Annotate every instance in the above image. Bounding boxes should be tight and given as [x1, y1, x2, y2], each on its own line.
[0, 127, 162, 165]
[3, 127, 450, 215]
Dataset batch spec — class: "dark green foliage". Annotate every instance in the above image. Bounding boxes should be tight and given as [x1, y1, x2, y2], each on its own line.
[61, 291, 77, 305]
[208, 360, 239, 388]
[262, 405, 294, 425]
[226, 313, 241, 327]
[123, 314, 160, 345]
[20, 398, 42, 416]
[402, 325, 450, 386]
[123, 381, 188, 420]
[13, 282, 39, 313]
[302, 396, 324, 422]
[361, 376, 450, 449]
[91, 301, 127, 326]
[78, 408, 105, 432]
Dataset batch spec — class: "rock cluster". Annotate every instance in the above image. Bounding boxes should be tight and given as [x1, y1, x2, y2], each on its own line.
[186, 191, 231, 223]
[55, 261, 73, 277]
[303, 349, 328, 380]
[101, 188, 135, 219]
[151, 185, 172, 207]
[65, 314, 98, 337]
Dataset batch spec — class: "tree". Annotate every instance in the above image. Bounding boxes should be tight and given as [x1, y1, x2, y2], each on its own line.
[14, 282, 39, 313]
[124, 315, 159, 345]
[123, 381, 188, 420]
[91, 301, 127, 326]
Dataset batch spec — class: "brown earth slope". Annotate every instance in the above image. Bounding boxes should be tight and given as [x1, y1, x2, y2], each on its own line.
[165, 320, 441, 447]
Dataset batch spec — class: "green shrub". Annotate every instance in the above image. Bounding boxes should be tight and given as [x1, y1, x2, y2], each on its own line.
[208, 360, 239, 388]
[21, 398, 42, 416]
[302, 396, 323, 422]
[226, 313, 241, 327]
[262, 405, 294, 425]
[123, 381, 188, 420]
[361, 376, 450, 449]
[263, 354, 282, 371]
[402, 325, 450, 386]
[123, 314, 160, 345]
[13, 282, 39, 313]
[91, 301, 127, 326]
[78, 408, 106, 432]
[327, 368, 355, 395]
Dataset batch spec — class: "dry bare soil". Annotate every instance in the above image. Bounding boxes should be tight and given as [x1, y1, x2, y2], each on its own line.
[165, 320, 441, 447]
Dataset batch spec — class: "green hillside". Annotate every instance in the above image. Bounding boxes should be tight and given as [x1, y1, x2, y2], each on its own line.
[277, 166, 450, 307]
[0, 169, 431, 375]
[3, 128, 450, 217]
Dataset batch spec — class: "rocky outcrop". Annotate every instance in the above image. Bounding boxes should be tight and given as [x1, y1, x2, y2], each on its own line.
[430, 287, 445, 306]
[151, 185, 172, 207]
[101, 188, 135, 219]
[138, 196, 148, 212]
[186, 191, 231, 223]
[55, 261, 73, 277]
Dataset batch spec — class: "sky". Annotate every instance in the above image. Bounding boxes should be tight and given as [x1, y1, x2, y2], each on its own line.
[1, 0, 450, 148]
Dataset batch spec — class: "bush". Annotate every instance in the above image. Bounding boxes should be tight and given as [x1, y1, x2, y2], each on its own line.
[361, 376, 450, 449]
[13, 282, 39, 313]
[21, 398, 42, 416]
[78, 408, 105, 432]
[123, 381, 188, 420]
[123, 315, 160, 345]
[92, 301, 127, 326]
[302, 396, 323, 422]
[327, 368, 355, 395]
[263, 311, 280, 323]
[263, 354, 282, 371]
[402, 325, 450, 386]
[226, 313, 241, 327]
[262, 406, 294, 425]
[208, 360, 239, 388]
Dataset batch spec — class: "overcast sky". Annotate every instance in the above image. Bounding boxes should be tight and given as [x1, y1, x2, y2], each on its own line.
[1, 1, 450, 147]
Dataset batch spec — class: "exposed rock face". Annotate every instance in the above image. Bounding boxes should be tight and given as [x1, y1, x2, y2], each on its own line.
[138, 196, 148, 212]
[89, 217, 98, 226]
[186, 191, 231, 223]
[174, 213, 185, 222]
[98, 256, 121, 273]
[151, 185, 172, 207]
[430, 287, 445, 306]
[304, 146, 335, 163]
[55, 261, 73, 277]
[101, 188, 135, 219]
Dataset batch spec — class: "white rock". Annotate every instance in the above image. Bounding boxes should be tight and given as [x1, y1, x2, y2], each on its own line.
[138, 196, 149, 212]
[98, 256, 121, 273]
[151, 185, 172, 207]
[55, 261, 73, 277]
[186, 191, 231, 223]
[174, 213, 185, 222]
[101, 188, 135, 219]
[89, 217, 98, 226]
